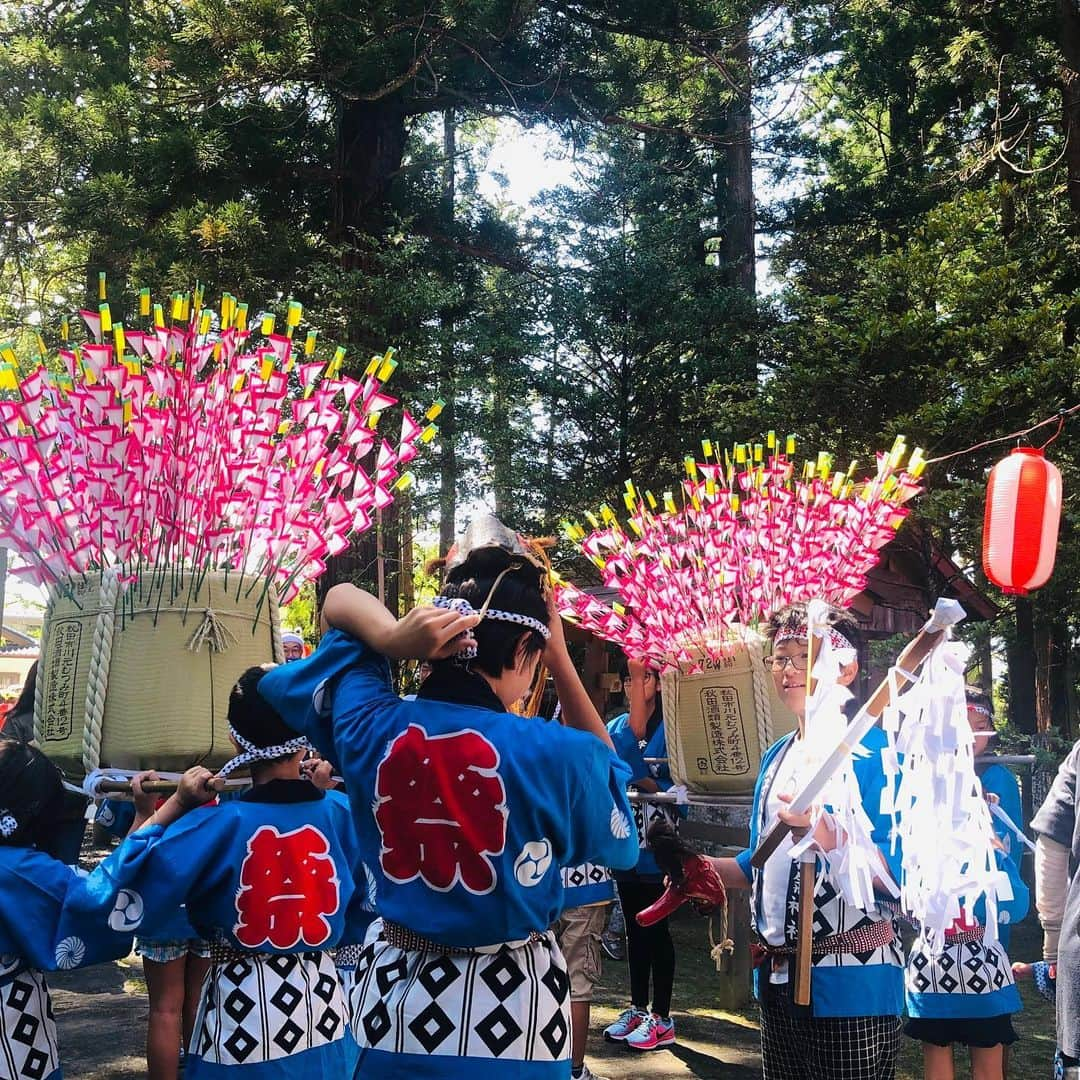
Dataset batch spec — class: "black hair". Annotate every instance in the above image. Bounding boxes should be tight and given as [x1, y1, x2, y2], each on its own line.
[766, 603, 863, 653]
[229, 665, 302, 750]
[438, 549, 549, 678]
[0, 739, 66, 852]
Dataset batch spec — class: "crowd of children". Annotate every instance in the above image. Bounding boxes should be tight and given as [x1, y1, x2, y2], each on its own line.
[0, 563, 1074, 1080]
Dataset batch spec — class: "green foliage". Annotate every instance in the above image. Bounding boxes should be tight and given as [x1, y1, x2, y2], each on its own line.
[5, 0, 1080, 731]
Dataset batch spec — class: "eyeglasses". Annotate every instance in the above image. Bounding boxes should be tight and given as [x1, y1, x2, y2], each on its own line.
[762, 654, 810, 672]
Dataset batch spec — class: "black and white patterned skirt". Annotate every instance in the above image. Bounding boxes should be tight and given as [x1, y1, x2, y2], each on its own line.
[0, 966, 59, 1080]
[189, 949, 352, 1074]
[348, 921, 571, 1068]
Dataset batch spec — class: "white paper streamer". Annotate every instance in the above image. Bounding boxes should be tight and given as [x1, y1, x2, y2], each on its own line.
[882, 637, 1009, 953]
[788, 600, 897, 913]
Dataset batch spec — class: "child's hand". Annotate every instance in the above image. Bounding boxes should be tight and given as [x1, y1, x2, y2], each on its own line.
[1012, 959, 1057, 1003]
[129, 771, 161, 818]
[301, 756, 339, 790]
[382, 605, 479, 660]
[175, 767, 217, 810]
[777, 794, 839, 852]
[541, 590, 565, 660]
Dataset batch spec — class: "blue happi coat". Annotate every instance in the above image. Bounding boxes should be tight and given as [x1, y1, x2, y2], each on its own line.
[735, 728, 906, 1019]
[85, 782, 368, 1078]
[904, 761, 1028, 1022]
[260, 630, 638, 945]
[0, 846, 137, 1080]
[607, 710, 679, 879]
[259, 630, 639, 1078]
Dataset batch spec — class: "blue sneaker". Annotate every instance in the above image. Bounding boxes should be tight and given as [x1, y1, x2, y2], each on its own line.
[603, 1007, 648, 1042]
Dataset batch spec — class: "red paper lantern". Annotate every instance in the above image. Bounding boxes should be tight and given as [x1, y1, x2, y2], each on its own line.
[982, 447, 1062, 596]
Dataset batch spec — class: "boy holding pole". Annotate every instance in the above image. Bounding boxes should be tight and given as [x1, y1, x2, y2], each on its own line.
[704, 603, 905, 1080]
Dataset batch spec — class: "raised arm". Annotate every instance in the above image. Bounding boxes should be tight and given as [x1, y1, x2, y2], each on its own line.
[321, 583, 478, 659]
[542, 592, 613, 750]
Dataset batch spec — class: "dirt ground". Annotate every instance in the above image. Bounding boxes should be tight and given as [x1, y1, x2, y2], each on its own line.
[50, 911, 1056, 1080]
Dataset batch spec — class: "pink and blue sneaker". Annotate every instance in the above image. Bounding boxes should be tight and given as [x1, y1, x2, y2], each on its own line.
[603, 1007, 648, 1042]
[625, 1013, 675, 1051]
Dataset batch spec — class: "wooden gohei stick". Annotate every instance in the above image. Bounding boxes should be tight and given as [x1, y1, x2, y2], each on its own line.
[792, 611, 823, 1006]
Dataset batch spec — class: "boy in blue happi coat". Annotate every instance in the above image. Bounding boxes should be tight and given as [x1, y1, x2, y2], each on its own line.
[259, 534, 639, 1079]
[701, 604, 905, 1080]
[602, 660, 682, 1052]
[0, 739, 138, 1080]
[84, 666, 371, 1079]
[903, 686, 1028, 1080]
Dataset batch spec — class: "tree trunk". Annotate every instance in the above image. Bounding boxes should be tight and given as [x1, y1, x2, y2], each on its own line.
[490, 361, 512, 518]
[438, 110, 458, 554]
[725, 22, 755, 296]
[400, 489, 414, 614]
[321, 96, 410, 599]
[1060, 0, 1080, 217]
[84, 0, 132, 308]
[1034, 615, 1053, 734]
[332, 98, 409, 254]
[543, 348, 559, 524]
[1049, 616, 1072, 734]
[1008, 598, 1037, 734]
[378, 499, 401, 617]
[1058, 0, 1080, 344]
[975, 627, 993, 696]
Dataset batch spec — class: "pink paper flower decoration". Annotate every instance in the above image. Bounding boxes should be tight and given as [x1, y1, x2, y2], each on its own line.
[0, 289, 434, 604]
[555, 438, 924, 671]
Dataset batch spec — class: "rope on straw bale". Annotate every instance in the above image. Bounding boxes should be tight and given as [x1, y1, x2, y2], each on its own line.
[83, 569, 120, 773]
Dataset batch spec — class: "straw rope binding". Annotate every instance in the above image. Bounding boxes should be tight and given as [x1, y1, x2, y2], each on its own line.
[748, 635, 774, 757]
[82, 569, 120, 773]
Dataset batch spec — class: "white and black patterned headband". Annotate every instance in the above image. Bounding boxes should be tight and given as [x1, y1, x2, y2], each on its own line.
[218, 727, 312, 778]
[432, 595, 550, 660]
[0, 810, 17, 838]
[967, 703, 993, 719]
[774, 623, 855, 655]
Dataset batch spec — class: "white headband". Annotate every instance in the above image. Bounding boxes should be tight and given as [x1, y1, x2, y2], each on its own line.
[218, 727, 312, 778]
[774, 624, 855, 655]
[432, 595, 550, 659]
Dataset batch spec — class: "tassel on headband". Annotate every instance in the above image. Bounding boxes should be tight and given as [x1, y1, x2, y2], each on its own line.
[0, 810, 17, 838]
[218, 728, 312, 778]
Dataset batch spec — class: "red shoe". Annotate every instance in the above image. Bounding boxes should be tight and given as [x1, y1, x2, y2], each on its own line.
[636, 820, 727, 927]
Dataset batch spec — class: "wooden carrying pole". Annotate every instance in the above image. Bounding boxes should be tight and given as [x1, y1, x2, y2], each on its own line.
[750, 600, 964, 871]
[92, 777, 249, 796]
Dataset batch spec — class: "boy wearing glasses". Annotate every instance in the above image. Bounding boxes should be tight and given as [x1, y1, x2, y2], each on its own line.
[704, 603, 905, 1080]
